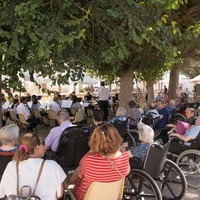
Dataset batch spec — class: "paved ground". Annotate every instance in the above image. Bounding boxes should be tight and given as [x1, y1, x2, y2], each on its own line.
[183, 187, 200, 200]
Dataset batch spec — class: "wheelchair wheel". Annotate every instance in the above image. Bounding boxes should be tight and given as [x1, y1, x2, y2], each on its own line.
[176, 149, 200, 189]
[123, 169, 162, 200]
[160, 159, 187, 200]
[125, 132, 136, 148]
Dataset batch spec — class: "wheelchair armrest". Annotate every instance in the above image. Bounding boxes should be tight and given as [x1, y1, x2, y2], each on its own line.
[169, 136, 184, 145]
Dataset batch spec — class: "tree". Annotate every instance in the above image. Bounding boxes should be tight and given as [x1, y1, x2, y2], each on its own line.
[75, 0, 186, 107]
[0, 0, 88, 126]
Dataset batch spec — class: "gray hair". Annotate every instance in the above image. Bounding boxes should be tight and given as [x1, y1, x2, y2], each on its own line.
[57, 109, 70, 121]
[137, 122, 154, 143]
[0, 124, 19, 145]
[116, 107, 126, 116]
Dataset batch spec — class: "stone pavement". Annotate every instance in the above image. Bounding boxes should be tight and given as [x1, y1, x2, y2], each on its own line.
[183, 187, 200, 200]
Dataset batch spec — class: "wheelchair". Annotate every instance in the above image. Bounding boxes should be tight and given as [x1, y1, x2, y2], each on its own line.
[168, 133, 200, 189]
[123, 142, 187, 200]
[45, 126, 90, 173]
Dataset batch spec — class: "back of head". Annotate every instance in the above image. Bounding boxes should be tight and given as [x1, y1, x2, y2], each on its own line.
[89, 122, 123, 156]
[101, 81, 105, 87]
[128, 100, 136, 109]
[149, 102, 156, 109]
[0, 124, 19, 145]
[116, 107, 126, 116]
[13, 133, 41, 162]
[57, 109, 70, 121]
[137, 122, 154, 143]
[92, 109, 104, 122]
[20, 96, 26, 103]
[169, 99, 176, 106]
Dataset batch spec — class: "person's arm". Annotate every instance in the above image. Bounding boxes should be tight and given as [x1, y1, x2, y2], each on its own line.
[64, 166, 80, 189]
[170, 133, 192, 142]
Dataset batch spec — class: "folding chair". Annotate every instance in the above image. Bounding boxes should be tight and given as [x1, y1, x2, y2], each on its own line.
[9, 111, 19, 125]
[18, 113, 30, 129]
[64, 178, 125, 200]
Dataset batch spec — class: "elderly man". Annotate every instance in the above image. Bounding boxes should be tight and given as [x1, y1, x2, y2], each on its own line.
[44, 109, 74, 152]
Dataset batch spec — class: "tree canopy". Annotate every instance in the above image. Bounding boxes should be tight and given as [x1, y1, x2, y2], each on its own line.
[0, 0, 89, 95]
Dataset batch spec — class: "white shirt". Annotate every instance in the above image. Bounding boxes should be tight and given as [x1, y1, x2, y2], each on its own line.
[97, 86, 110, 101]
[49, 101, 61, 113]
[0, 158, 66, 200]
[16, 103, 30, 120]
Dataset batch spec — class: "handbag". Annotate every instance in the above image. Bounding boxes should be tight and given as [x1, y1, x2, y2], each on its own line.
[6, 160, 45, 200]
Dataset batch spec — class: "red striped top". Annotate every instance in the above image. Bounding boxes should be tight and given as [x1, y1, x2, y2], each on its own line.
[74, 151, 130, 200]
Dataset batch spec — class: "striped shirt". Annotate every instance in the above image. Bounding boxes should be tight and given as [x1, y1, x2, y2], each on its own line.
[74, 151, 130, 200]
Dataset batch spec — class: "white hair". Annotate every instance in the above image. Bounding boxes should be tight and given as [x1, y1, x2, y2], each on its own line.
[116, 107, 126, 116]
[0, 124, 19, 145]
[137, 122, 154, 143]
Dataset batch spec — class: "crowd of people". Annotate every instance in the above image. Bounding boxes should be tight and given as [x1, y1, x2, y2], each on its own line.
[0, 82, 200, 199]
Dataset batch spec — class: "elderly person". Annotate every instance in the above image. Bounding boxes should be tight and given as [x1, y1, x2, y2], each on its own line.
[66, 122, 130, 200]
[0, 124, 19, 153]
[0, 133, 67, 200]
[109, 107, 126, 123]
[44, 109, 74, 152]
[0, 124, 20, 180]
[128, 122, 154, 163]
[169, 116, 200, 155]
[125, 100, 141, 129]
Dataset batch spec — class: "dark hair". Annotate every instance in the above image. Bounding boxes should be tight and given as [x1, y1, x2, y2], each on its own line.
[92, 109, 104, 122]
[20, 96, 26, 103]
[101, 81, 105, 87]
[89, 122, 123, 156]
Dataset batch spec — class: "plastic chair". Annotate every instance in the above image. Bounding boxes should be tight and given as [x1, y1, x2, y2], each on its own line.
[48, 110, 57, 126]
[18, 113, 30, 129]
[84, 178, 125, 200]
[73, 109, 86, 124]
[9, 111, 19, 125]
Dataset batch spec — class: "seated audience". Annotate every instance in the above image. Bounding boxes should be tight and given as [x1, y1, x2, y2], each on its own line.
[44, 109, 74, 152]
[166, 99, 176, 120]
[125, 100, 141, 129]
[66, 122, 130, 200]
[16, 97, 39, 131]
[0, 133, 66, 200]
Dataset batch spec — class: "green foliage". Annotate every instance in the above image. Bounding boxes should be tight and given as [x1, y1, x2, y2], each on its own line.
[0, 0, 88, 94]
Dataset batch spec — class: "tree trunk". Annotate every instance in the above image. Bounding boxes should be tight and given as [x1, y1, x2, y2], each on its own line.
[146, 81, 155, 107]
[119, 68, 134, 108]
[168, 65, 180, 101]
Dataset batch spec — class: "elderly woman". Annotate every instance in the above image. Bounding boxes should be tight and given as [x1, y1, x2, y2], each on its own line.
[128, 122, 154, 163]
[0, 124, 19, 153]
[0, 133, 67, 200]
[109, 107, 126, 123]
[66, 122, 130, 200]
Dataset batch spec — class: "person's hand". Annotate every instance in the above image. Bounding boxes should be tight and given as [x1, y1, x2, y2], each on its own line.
[166, 124, 176, 128]
[170, 133, 179, 137]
